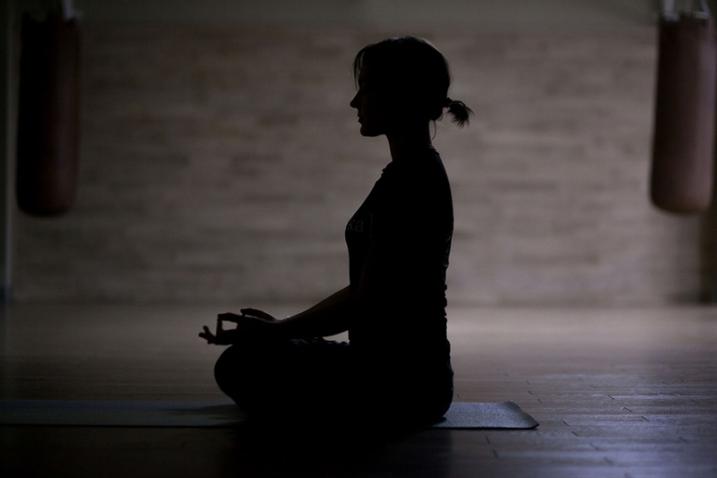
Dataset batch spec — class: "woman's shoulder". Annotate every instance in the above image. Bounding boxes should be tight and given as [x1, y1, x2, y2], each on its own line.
[376, 153, 451, 215]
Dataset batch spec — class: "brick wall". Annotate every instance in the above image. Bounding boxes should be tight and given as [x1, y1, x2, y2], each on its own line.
[12, 24, 702, 305]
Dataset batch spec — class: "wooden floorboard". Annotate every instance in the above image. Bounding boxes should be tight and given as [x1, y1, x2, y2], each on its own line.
[1, 305, 716, 477]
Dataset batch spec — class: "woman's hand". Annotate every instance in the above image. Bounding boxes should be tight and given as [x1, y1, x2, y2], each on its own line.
[198, 309, 281, 345]
[198, 324, 237, 345]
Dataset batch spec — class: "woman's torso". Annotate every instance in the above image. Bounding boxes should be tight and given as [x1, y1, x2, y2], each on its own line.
[345, 147, 454, 379]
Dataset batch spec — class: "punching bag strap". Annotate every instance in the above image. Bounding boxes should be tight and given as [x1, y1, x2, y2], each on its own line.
[60, 0, 80, 21]
[661, 0, 711, 22]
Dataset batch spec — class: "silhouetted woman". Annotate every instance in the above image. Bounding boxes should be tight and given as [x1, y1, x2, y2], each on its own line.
[199, 36, 472, 431]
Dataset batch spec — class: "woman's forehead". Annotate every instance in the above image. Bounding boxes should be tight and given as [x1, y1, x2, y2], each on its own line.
[358, 68, 368, 84]
[358, 65, 376, 86]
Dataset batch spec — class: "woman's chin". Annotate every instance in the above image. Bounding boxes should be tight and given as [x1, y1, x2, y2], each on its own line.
[359, 124, 382, 137]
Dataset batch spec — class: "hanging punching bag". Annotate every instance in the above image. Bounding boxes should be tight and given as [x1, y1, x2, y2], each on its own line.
[16, 10, 80, 217]
[650, 0, 717, 214]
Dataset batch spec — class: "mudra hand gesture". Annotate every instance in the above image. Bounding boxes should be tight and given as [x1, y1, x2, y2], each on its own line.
[198, 308, 280, 345]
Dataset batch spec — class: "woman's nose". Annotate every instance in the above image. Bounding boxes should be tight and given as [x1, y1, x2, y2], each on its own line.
[350, 93, 358, 109]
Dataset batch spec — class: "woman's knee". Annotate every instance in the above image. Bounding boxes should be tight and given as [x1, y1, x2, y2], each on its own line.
[213, 342, 282, 399]
[214, 345, 260, 395]
[214, 345, 240, 395]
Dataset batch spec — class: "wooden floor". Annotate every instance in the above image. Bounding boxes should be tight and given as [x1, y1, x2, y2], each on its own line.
[1, 305, 716, 477]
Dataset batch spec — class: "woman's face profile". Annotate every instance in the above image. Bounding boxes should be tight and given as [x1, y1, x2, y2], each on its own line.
[350, 65, 390, 137]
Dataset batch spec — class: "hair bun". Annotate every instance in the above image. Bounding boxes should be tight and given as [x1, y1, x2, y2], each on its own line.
[445, 97, 473, 127]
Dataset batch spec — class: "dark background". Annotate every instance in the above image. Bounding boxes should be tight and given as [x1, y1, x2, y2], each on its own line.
[2, 0, 716, 306]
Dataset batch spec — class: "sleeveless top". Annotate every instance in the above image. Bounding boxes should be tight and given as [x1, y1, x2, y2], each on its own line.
[344, 147, 453, 377]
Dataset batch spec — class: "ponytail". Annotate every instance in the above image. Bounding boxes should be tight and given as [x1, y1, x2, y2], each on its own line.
[444, 97, 473, 127]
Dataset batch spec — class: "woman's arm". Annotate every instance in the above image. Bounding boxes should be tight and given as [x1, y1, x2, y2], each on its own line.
[275, 285, 355, 338]
[199, 286, 355, 345]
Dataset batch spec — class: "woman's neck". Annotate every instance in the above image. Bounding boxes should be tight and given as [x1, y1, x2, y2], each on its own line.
[386, 122, 434, 164]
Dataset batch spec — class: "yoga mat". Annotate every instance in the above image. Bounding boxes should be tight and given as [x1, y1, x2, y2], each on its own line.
[433, 401, 538, 429]
[0, 400, 538, 429]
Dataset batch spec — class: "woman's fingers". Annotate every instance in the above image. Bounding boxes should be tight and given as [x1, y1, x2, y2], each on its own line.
[217, 312, 241, 323]
[240, 308, 277, 321]
[203, 310, 278, 345]
[199, 325, 215, 343]
[199, 327, 214, 342]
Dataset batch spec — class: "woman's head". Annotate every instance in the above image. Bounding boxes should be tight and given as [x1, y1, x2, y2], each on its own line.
[350, 36, 472, 137]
